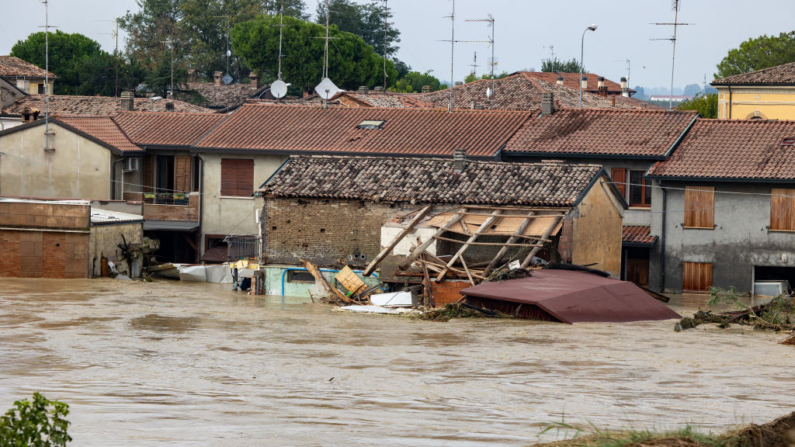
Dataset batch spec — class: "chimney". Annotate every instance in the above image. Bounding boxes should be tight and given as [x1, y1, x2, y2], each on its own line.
[21, 107, 39, 124]
[213, 71, 223, 86]
[421, 85, 432, 94]
[556, 76, 564, 86]
[620, 77, 630, 97]
[249, 72, 260, 89]
[303, 90, 311, 98]
[581, 76, 588, 90]
[454, 81, 463, 86]
[121, 90, 135, 111]
[453, 149, 466, 173]
[374, 86, 385, 93]
[358, 86, 369, 94]
[597, 76, 608, 97]
[165, 101, 175, 112]
[470, 100, 477, 110]
[188, 69, 197, 83]
[541, 92, 555, 116]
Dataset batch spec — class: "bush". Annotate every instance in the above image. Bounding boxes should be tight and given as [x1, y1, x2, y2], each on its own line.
[0, 392, 71, 446]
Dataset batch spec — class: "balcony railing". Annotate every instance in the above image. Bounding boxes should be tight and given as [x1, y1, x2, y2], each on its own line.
[143, 192, 190, 206]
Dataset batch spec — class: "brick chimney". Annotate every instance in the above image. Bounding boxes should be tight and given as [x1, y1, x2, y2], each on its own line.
[421, 85, 432, 94]
[557, 76, 564, 86]
[188, 69, 197, 83]
[250, 72, 260, 89]
[454, 81, 463, 86]
[121, 90, 135, 111]
[358, 86, 369, 94]
[165, 101, 175, 112]
[374, 86, 385, 93]
[581, 76, 588, 90]
[597, 76, 608, 97]
[453, 149, 466, 173]
[213, 71, 223, 86]
[541, 92, 555, 116]
[620, 77, 629, 97]
[21, 106, 39, 124]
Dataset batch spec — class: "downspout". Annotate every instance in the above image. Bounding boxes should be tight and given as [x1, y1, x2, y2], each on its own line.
[197, 154, 204, 261]
[659, 180, 667, 292]
[728, 86, 733, 119]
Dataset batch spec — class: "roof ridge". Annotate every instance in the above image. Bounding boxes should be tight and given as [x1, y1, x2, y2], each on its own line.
[291, 153, 603, 168]
[715, 61, 795, 82]
[109, 115, 137, 147]
[239, 102, 534, 114]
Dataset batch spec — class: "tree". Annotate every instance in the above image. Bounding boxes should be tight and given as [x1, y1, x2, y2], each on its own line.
[10, 31, 106, 95]
[464, 71, 510, 84]
[262, 0, 308, 20]
[75, 53, 147, 96]
[677, 93, 718, 119]
[715, 32, 795, 79]
[232, 15, 397, 94]
[633, 86, 647, 99]
[393, 59, 410, 79]
[391, 70, 442, 93]
[119, 0, 183, 74]
[0, 392, 71, 446]
[315, 0, 400, 57]
[541, 57, 584, 73]
[683, 83, 702, 97]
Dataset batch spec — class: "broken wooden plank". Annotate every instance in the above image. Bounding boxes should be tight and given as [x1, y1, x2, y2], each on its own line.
[520, 215, 563, 269]
[300, 259, 357, 305]
[399, 207, 468, 270]
[431, 235, 544, 248]
[436, 209, 503, 282]
[336, 266, 368, 296]
[422, 261, 433, 307]
[484, 211, 537, 276]
[460, 257, 476, 286]
[363, 204, 432, 277]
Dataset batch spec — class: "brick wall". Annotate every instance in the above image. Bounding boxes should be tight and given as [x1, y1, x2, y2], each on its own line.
[0, 202, 90, 231]
[263, 198, 410, 267]
[143, 193, 199, 222]
[431, 280, 471, 307]
[0, 230, 89, 278]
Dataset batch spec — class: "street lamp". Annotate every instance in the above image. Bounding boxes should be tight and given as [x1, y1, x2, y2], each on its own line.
[579, 23, 598, 108]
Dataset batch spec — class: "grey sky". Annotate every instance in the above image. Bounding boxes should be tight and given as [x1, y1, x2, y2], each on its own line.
[2, 0, 794, 90]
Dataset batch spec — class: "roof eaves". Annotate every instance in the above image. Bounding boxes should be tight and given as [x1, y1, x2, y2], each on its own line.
[645, 174, 795, 184]
[663, 113, 700, 158]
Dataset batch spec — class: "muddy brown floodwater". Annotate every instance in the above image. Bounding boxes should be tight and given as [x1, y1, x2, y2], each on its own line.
[0, 279, 793, 446]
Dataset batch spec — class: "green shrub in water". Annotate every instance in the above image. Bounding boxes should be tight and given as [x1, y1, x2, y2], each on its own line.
[0, 392, 71, 446]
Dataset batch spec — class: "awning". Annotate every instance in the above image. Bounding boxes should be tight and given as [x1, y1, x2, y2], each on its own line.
[200, 245, 229, 263]
[143, 220, 199, 232]
[622, 226, 658, 247]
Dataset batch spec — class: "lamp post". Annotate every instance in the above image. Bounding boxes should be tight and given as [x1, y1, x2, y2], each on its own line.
[579, 24, 598, 108]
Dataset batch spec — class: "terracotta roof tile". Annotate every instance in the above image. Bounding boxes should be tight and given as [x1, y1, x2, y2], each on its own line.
[712, 62, 795, 86]
[56, 116, 140, 153]
[2, 95, 213, 116]
[260, 156, 603, 207]
[113, 112, 228, 147]
[179, 82, 269, 110]
[623, 226, 656, 245]
[195, 104, 533, 158]
[648, 119, 795, 181]
[504, 109, 697, 157]
[0, 56, 57, 79]
[519, 72, 633, 95]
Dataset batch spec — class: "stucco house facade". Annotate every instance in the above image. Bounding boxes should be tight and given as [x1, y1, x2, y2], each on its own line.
[712, 61, 795, 120]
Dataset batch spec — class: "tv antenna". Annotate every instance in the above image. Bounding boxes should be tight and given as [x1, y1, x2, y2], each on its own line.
[543, 44, 555, 71]
[380, 0, 389, 89]
[470, 51, 478, 77]
[651, 0, 693, 110]
[314, 0, 340, 108]
[271, 0, 290, 99]
[160, 39, 177, 96]
[39, 0, 57, 152]
[626, 59, 631, 88]
[215, 15, 232, 78]
[98, 19, 119, 96]
[443, 0, 455, 112]
[465, 14, 495, 109]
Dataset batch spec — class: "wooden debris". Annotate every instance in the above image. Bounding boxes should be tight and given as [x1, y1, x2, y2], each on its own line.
[336, 266, 367, 296]
[363, 204, 432, 276]
[300, 259, 358, 305]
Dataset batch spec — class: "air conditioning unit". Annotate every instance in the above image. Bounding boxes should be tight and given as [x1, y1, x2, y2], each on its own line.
[122, 158, 139, 172]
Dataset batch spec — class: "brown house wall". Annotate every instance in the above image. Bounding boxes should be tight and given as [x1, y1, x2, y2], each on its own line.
[0, 230, 89, 278]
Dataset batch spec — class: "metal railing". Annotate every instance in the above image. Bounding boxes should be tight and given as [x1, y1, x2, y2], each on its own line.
[227, 236, 260, 261]
[143, 192, 190, 206]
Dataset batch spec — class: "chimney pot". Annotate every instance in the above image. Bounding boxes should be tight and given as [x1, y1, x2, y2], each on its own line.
[581, 76, 588, 90]
[358, 86, 369, 94]
[120, 90, 135, 111]
[455, 81, 463, 86]
[165, 101, 175, 112]
[541, 92, 555, 116]
[374, 86, 385, 93]
[21, 106, 39, 123]
[421, 85, 432, 94]
[598, 76, 605, 88]
[249, 72, 260, 89]
[453, 149, 466, 173]
[620, 77, 629, 97]
[213, 71, 223, 86]
[557, 76, 564, 86]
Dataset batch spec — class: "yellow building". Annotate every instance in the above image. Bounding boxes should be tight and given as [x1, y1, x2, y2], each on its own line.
[713, 61, 795, 120]
[0, 56, 56, 96]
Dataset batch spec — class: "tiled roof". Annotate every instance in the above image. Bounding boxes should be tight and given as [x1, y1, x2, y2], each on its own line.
[2, 95, 213, 116]
[113, 112, 228, 147]
[712, 62, 795, 86]
[623, 226, 656, 245]
[519, 72, 633, 95]
[57, 116, 141, 153]
[259, 155, 603, 207]
[0, 56, 57, 79]
[415, 74, 647, 111]
[179, 82, 268, 110]
[195, 104, 532, 158]
[336, 92, 435, 108]
[647, 119, 795, 181]
[504, 109, 697, 158]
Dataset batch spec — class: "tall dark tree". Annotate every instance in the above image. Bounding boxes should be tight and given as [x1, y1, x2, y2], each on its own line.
[716, 32, 795, 79]
[315, 0, 400, 57]
[119, 0, 183, 74]
[541, 57, 584, 73]
[262, 0, 308, 19]
[391, 70, 441, 93]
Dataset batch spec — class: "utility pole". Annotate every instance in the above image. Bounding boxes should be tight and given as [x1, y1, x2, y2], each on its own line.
[161, 39, 175, 99]
[382, 0, 389, 89]
[652, 0, 693, 110]
[39, 0, 57, 151]
[464, 15, 495, 109]
[448, 0, 455, 113]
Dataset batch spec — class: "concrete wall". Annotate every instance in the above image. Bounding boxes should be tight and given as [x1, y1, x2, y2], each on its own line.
[89, 222, 144, 278]
[199, 153, 288, 256]
[1, 78, 26, 110]
[0, 122, 113, 200]
[649, 180, 795, 293]
[716, 86, 795, 120]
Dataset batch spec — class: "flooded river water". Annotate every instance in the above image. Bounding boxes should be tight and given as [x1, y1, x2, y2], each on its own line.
[0, 279, 793, 446]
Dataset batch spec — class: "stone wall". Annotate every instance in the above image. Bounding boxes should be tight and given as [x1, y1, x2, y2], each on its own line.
[89, 222, 144, 278]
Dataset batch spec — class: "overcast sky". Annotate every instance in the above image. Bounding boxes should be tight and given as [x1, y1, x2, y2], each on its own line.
[2, 0, 794, 91]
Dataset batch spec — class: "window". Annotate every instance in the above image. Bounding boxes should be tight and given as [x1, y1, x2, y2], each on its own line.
[611, 168, 627, 198]
[683, 262, 713, 293]
[221, 158, 254, 197]
[37, 83, 45, 94]
[770, 188, 795, 231]
[629, 170, 652, 207]
[684, 186, 715, 229]
[782, 138, 795, 147]
[357, 120, 385, 129]
[287, 270, 315, 284]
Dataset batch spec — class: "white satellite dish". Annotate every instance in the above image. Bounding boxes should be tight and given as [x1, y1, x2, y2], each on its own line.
[314, 77, 340, 100]
[486, 87, 493, 99]
[222, 73, 233, 85]
[271, 79, 289, 99]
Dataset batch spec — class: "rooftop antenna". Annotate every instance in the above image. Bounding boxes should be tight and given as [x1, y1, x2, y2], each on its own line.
[160, 39, 175, 98]
[98, 19, 119, 96]
[39, 0, 57, 152]
[270, 0, 290, 99]
[445, 0, 455, 112]
[313, 0, 340, 108]
[470, 51, 478, 77]
[543, 44, 555, 71]
[626, 58, 631, 88]
[465, 14, 495, 109]
[215, 15, 232, 77]
[703, 73, 707, 93]
[381, 0, 389, 89]
[651, 0, 693, 110]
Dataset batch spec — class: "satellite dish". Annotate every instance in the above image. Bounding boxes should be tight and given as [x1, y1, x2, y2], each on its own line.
[271, 79, 289, 99]
[314, 77, 340, 100]
[226, 50, 232, 57]
[222, 74, 233, 85]
[486, 87, 493, 99]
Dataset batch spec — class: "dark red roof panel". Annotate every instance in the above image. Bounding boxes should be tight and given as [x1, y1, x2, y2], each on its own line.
[460, 269, 680, 324]
[113, 112, 228, 147]
[57, 116, 141, 153]
[623, 226, 657, 245]
[519, 72, 633, 95]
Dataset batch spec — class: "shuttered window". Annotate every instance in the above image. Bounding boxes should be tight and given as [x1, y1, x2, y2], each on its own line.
[684, 186, 714, 229]
[683, 262, 713, 293]
[221, 158, 254, 197]
[174, 155, 192, 193]
[611, 168, 627, 198]
[770, 188, 795, 231]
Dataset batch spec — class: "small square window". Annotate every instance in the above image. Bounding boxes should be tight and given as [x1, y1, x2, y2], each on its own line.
[357, 120, 385, 130]
[288, 270, 316, 284]
[782, 137, 795, 146]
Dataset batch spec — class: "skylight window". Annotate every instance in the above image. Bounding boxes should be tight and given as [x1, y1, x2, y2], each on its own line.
[782, 137, 795, 146]
[357, 120, 385, 130]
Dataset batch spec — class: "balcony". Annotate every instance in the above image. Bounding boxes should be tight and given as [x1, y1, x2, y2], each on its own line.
[143, 192, 199, 222]
[143, 192, 190, 206]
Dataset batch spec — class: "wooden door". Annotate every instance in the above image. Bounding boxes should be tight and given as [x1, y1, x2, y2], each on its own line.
[683, 262, 712, 293]
[626, 258, 649, 286]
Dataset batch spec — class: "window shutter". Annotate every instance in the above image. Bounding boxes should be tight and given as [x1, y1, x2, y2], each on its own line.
[611, 168, 627, 198]
[684, 186, 714, 228]
[142, 155, 155, 193]
[771, 188, 795, 231]
[683, 262, 713, 293]
[221, 159, 254, 197]
[174, 155, 191, 193]
[221, 159, 238, 196]
[236, 159, 254, 196]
